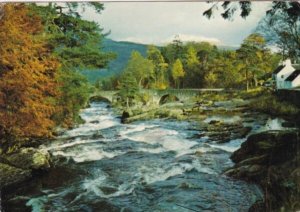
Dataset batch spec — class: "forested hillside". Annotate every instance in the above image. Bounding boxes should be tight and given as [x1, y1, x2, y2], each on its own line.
[81, 39, 147, 82]
[99, 36, 281, 92]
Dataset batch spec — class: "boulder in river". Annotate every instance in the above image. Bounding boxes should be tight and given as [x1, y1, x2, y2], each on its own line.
[4, 147, 51, 170]
[0, 163, 32, 189]
[159, 94, 179, 105]
[204, 121, 252, 144]
[225, 130, 300, 211]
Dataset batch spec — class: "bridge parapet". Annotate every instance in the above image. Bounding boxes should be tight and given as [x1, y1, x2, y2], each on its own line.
[92, 89, 224, 104]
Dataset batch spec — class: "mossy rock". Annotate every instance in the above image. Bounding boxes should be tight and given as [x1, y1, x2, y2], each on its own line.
[159, 94, 179, 105]
[0, 163, 32, 189]
[4, 148, 51, 170]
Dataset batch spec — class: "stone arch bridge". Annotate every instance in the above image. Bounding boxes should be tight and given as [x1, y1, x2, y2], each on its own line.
[91, 89, 224, 104]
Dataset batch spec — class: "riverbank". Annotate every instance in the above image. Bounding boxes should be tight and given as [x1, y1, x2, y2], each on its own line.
[116, 88, 299, 125]
[2, 101, 265, 211]
[110, 88, 300, 211]
[1, 89, 299, 211]
[226, 130, 300, 211]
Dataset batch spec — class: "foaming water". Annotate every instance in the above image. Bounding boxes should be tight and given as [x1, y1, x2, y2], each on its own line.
[122, 127, 197, 154]
[52, 148, 121, 163]
[209, 138, 246, 153]
[264, 118, 284, 130]
[22, 102, 264, 211]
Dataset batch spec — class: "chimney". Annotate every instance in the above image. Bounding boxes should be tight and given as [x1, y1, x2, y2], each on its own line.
[282, 59, 292, 66]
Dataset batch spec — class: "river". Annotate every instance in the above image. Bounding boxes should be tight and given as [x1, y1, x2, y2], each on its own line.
[13, 102, 287, 211]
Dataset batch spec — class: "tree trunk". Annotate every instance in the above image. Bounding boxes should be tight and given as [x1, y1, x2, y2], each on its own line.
[253, 75, 258, 87]
[139, 78, 143, 88]
[246, 69, 249, 91]
[126, 97, 129, 109]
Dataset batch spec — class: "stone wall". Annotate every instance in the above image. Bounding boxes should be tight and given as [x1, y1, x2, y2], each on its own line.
[276, 89, 300, 107]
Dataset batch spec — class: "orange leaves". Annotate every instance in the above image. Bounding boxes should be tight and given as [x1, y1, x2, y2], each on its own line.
[0, 4, 60, 138]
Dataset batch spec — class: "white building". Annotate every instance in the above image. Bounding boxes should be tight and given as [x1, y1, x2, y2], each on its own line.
[273, 59, 300, 89]
[284, 70, 300, 89]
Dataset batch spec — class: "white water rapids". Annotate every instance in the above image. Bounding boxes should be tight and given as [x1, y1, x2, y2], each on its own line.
[23, 102, 287, 212]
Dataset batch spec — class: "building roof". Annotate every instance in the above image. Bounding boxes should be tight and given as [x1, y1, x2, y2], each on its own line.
[292, 64, 300, 70]
[273, 65, 285, 75]
[285, 70, 300, 81]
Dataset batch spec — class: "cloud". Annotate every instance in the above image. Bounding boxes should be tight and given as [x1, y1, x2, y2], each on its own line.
[82, 2, 272, 46]
[161, 34, 221, 45]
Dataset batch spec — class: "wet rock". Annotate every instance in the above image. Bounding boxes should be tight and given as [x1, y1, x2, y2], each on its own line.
[121, 110, 133, 123]
[90, 120, 100, 124]
[143, 185, 156, 193]
[4, 148, 51, 170]
[227, 130, 300, 211]
[282, 121, 296, 128]
[0, 163, 32, 189]
[4, 196, 31, 212]
[195, 150, 204, 157]
[100, 186, 118, 195]
[209, 120, 223, 125]
[175, 155, 194, 163]
[83, 199, 120, 212]
[248, 200, 266, 212]
[178, 182, 191, 189]
[231, 131, 298, 164]
[204, 121, 251, 144]
[91, 132, 104, 140]
[159, 94, 179, 105]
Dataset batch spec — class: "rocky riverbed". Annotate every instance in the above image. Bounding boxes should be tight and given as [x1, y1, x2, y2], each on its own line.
[1, 95, 299, 211]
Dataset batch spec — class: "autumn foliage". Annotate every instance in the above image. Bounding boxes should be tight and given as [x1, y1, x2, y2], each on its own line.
[0, 4, 60, 138]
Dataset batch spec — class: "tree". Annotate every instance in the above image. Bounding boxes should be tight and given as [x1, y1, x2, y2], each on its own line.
[123, 51, 154, 88]
[204, 1, 300, 61]
[161, 36, 185, 64]
[256, 8, 300, 61]
[182, 46, 200, 88]
[30, 3, 115, 126]
[0, 4, 60, 139]
[147, 45, 168, 89]
[203, 1, 300, 21]
[118, 73, 139, 108]
[171, 59, 185, 89]
[54, 70, 92, 127]
[237, 33, 270, 90]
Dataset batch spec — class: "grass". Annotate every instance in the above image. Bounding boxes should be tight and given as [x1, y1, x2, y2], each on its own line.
[249, 92, 299, 117]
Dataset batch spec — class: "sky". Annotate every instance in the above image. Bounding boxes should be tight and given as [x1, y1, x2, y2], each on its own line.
[82, 2, 272, 47]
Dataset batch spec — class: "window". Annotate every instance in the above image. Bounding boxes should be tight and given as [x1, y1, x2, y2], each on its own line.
[281, 75, 284, 79]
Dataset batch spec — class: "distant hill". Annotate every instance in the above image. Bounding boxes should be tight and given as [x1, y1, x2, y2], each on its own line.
[81, 39, 237, 83]
[81, 39, 147, 83]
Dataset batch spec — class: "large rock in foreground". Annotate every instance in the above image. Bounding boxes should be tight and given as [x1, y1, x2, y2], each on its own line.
[0, 147, 51, 190]
[4, 148, 51, 170]
[225, 130, 300, 211]
[0, 163, 32, 189]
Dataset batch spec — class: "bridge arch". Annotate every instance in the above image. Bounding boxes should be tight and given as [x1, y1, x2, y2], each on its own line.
[89, 95, 111, 103]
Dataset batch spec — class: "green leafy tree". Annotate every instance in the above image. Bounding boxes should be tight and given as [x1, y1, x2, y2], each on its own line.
[256, 8, 300, 60]
[171, 59, 185, 88]
[147, 45, 168, 89]
[237, 33, 269, 90]
[161, 36, 185, 64]
[123, 51, 154, 88]
[30, 3, 115, 126]
[182, 46, 200, 88]
[118, 73, 139, 108]
[55, 70, 92, 126]
[204, 1, 299, 62]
